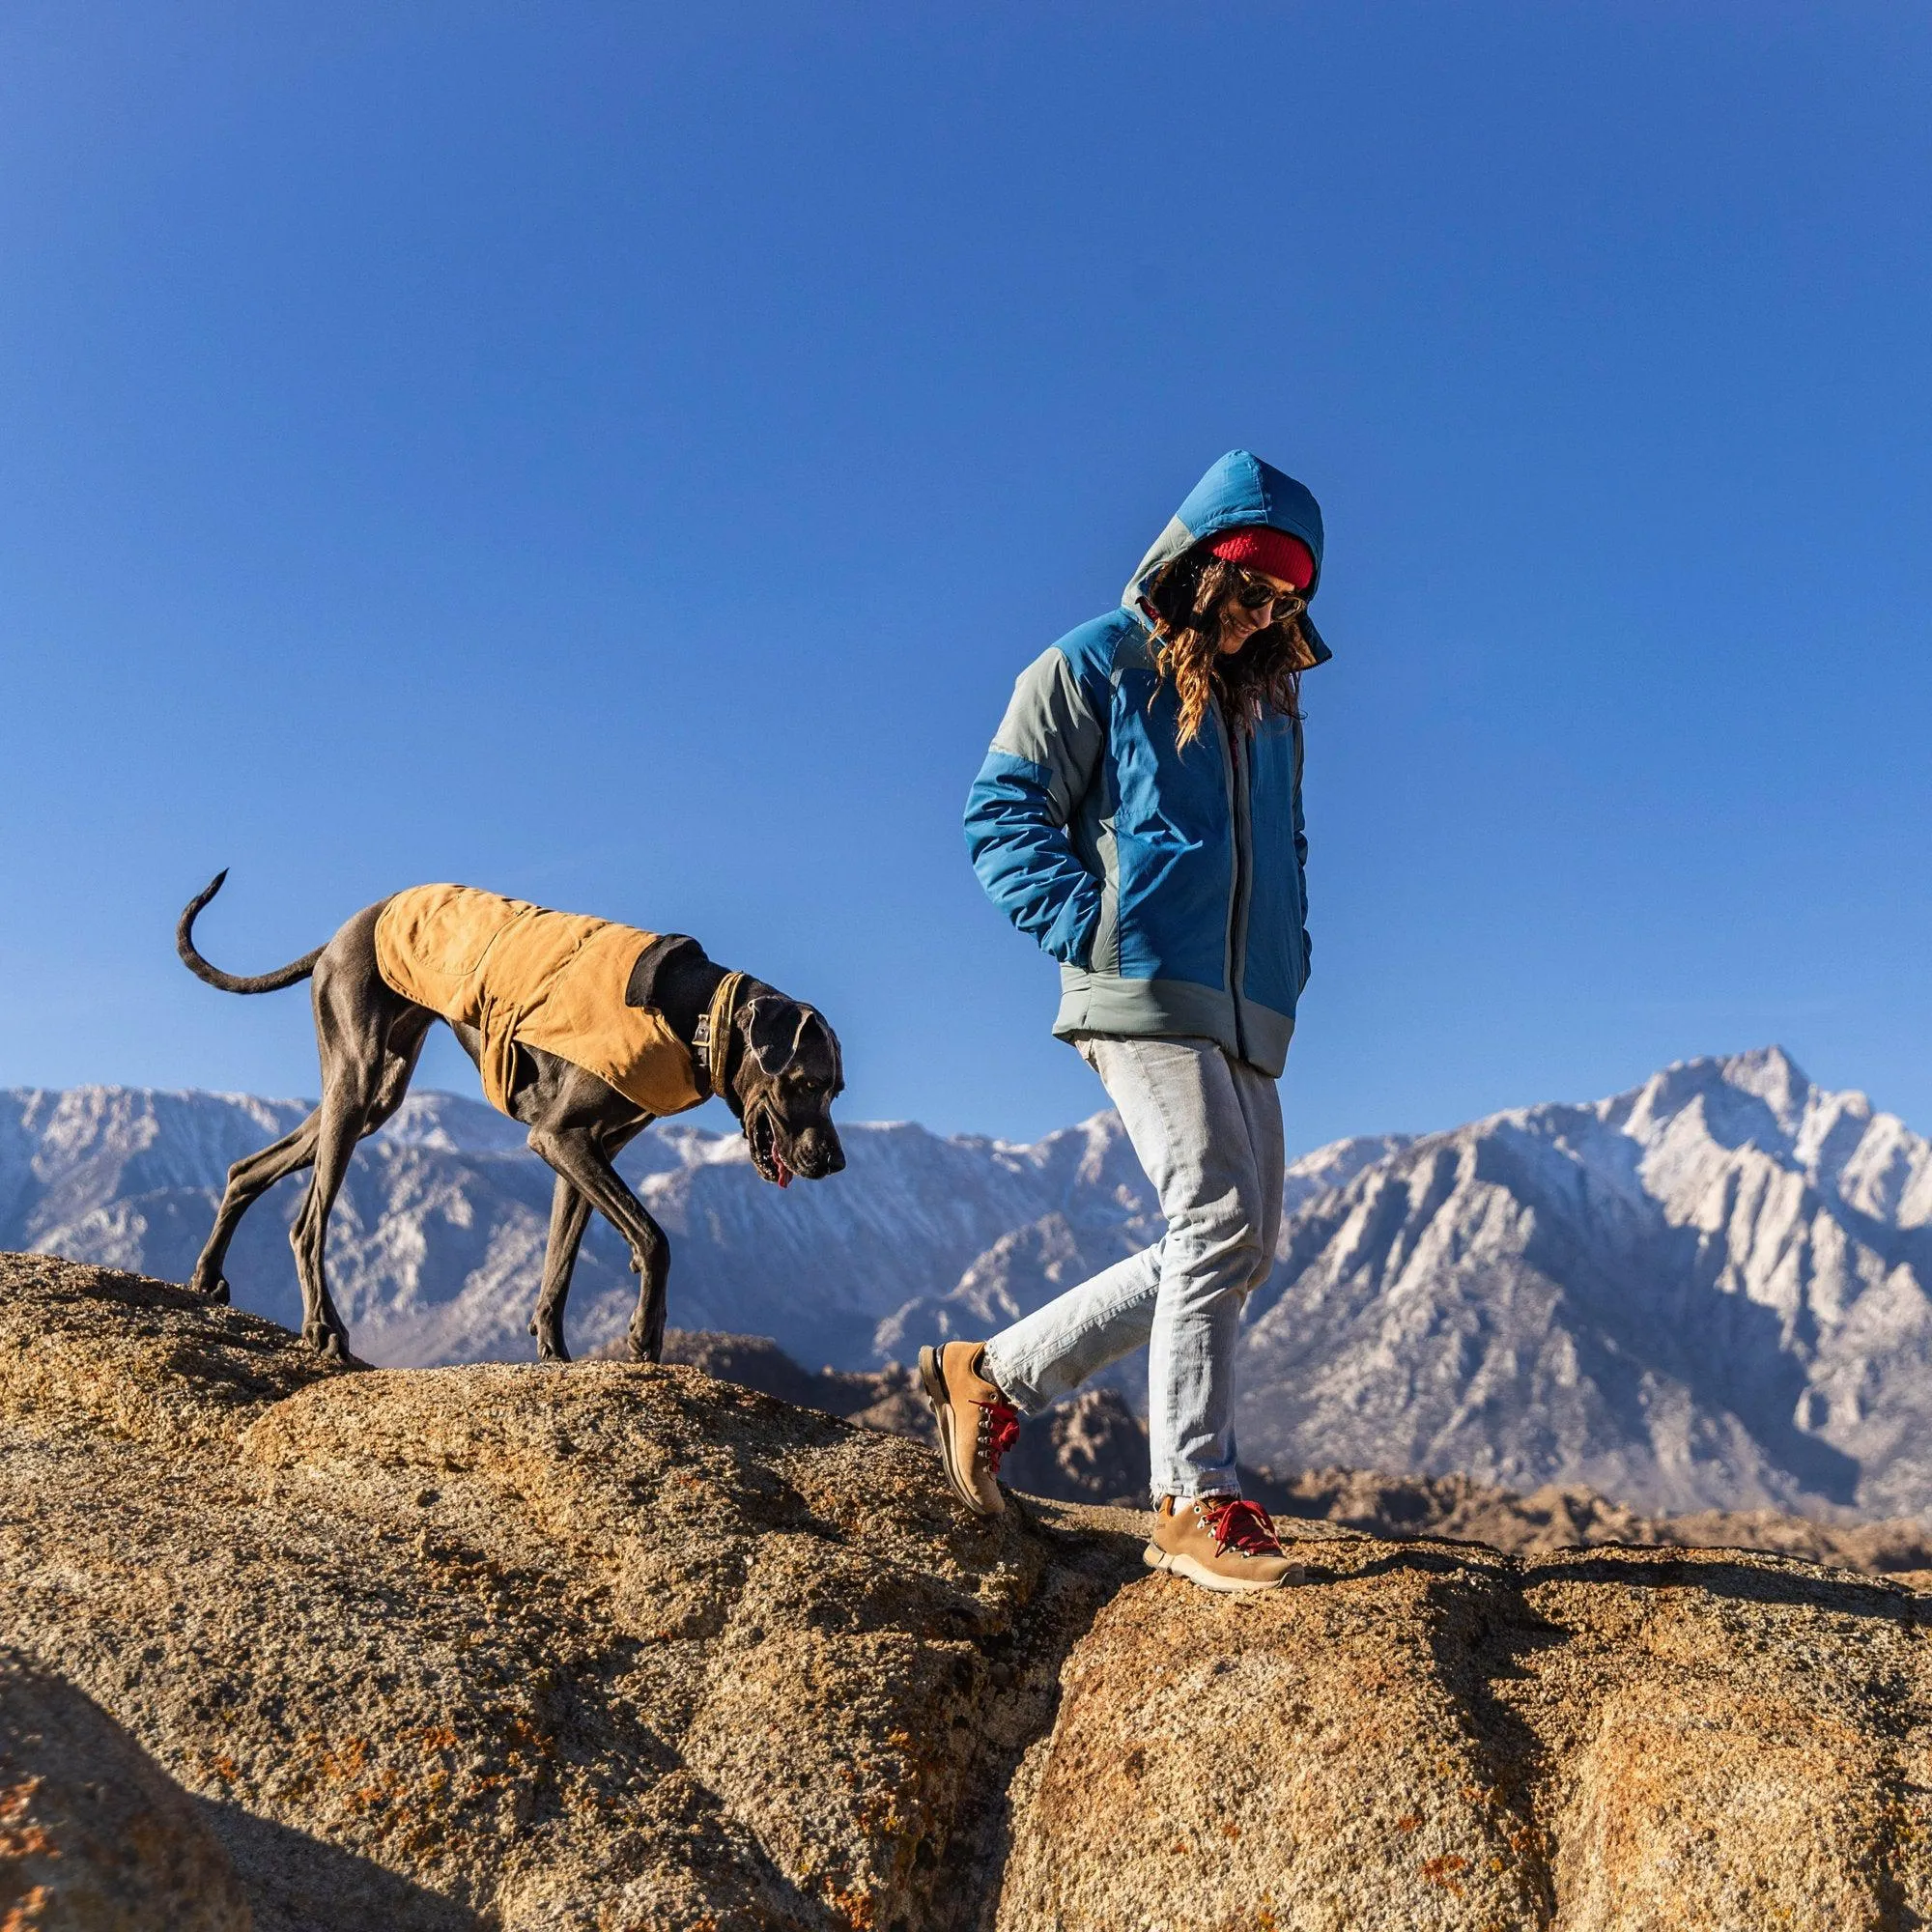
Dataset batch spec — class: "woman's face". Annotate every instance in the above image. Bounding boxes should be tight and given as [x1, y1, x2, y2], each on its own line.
[1215, 570, 1301, 655]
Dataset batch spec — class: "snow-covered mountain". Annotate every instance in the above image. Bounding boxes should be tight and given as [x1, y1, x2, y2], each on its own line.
[1235, 1047, 1932, 1516]
[0, 1085, 1124, 1369]
[4, 1046, 1928, 1516]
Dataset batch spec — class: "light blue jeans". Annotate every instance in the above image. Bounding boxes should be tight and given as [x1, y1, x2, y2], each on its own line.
[981, 1035, 1284, 1501]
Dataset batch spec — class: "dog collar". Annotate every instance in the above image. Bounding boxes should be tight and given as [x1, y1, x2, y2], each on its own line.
[693, 971, 749, 1101]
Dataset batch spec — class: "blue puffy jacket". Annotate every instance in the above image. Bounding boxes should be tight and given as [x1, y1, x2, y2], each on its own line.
[963, 450, 1332, 1077]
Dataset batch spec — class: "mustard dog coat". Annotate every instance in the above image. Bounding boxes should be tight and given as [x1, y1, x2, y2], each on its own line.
[373, 884, 706, 1119]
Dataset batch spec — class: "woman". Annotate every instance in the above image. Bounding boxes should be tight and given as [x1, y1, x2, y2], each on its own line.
[923, 449, 1330, 1593]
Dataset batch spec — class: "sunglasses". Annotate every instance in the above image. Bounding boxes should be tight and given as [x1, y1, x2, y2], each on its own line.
[1226, 565, 1306, 619]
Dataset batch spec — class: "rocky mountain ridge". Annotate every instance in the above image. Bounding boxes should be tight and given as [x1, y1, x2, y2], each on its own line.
[4, 1251, 1931, 1930]
[1238, 1044, 1932, 1516]
[5, 1044, 1928, 1517]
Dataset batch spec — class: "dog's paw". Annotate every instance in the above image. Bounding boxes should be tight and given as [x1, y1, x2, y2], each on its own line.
[192, 1274, 231, 1305]
[303, 1321, 352, 1362]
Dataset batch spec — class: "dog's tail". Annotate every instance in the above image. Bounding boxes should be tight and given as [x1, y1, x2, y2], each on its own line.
[176, 871, 326, 995]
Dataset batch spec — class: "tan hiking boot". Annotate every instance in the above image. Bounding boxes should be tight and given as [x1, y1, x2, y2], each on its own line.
[918, 1341, 1020, 1517]
[1144, 1493, 1300, 1593]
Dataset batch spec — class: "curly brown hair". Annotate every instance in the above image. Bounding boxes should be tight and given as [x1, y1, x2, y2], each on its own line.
[1142, 549, 1318, 749]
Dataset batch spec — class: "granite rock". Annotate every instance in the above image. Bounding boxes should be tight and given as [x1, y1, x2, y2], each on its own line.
[5, 1252, 1931, 1929]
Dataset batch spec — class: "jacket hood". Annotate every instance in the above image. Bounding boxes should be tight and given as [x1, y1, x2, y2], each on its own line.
[1123, 449, 1332, 665]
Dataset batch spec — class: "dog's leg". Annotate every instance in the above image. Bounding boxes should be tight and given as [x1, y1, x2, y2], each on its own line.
[189, 907, 427, 1324]
[529, 1177, 592, 1363]
[631, 1244, 670, 1364]
[289, 1080, 372, 1360]
[365, 1008, 434, 1131]
[526, 1116, 649, 1361]
[525, 1124, 670, 1364]
[286, 933, 406, 1360]
[194, 1008, 429, 1308]
[191, 1112, 324, 1301]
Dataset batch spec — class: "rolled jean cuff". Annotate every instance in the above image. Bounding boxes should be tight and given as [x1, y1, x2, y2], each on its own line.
[1151, 1466, 1241, 1504]
[977, 1344, 1051, 1416]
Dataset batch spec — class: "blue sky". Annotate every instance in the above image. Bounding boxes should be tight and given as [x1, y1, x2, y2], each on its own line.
[1, 3, 1926, 1150]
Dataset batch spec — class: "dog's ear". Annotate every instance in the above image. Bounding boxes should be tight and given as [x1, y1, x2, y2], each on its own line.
[742, 996, 810, 1081]
[802, 1009, 843, 1094]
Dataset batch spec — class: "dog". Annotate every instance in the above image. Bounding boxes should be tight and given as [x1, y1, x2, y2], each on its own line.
[176, 873, 845, 1364]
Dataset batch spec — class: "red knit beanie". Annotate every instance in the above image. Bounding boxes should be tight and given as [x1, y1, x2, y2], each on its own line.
[1206, 526, 1316, 590]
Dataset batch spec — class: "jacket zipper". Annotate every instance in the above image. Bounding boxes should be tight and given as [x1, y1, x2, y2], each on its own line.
[1217, 696, 1252, 1063]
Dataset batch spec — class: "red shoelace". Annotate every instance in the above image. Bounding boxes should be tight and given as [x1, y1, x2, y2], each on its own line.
[1199, 1495, 1282, 1557]
[979, 1399, 1021, 1474]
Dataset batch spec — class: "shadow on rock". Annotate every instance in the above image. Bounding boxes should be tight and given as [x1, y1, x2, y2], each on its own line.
[203, 1801, 485, 1932]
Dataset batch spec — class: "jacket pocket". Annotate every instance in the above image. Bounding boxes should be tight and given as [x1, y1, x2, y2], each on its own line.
[1087, 876, 1119, 976]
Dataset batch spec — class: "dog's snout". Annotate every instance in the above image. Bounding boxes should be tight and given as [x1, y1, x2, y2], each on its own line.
[790, 1127, 844, 1179]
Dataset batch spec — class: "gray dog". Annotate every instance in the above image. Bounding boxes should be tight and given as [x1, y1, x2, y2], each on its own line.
[176, 873, 845, 1363]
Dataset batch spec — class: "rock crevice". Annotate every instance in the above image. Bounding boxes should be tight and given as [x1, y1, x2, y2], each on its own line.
[5, 1252, 1932, 1930]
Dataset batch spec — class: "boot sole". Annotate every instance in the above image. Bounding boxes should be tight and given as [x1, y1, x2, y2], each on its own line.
[918, 1346, 1002, 1518]
[1143, 1543, 1295, 1593]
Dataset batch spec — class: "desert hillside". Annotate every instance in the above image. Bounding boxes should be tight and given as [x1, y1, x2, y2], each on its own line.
[4, 1251, 1931, 1930]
